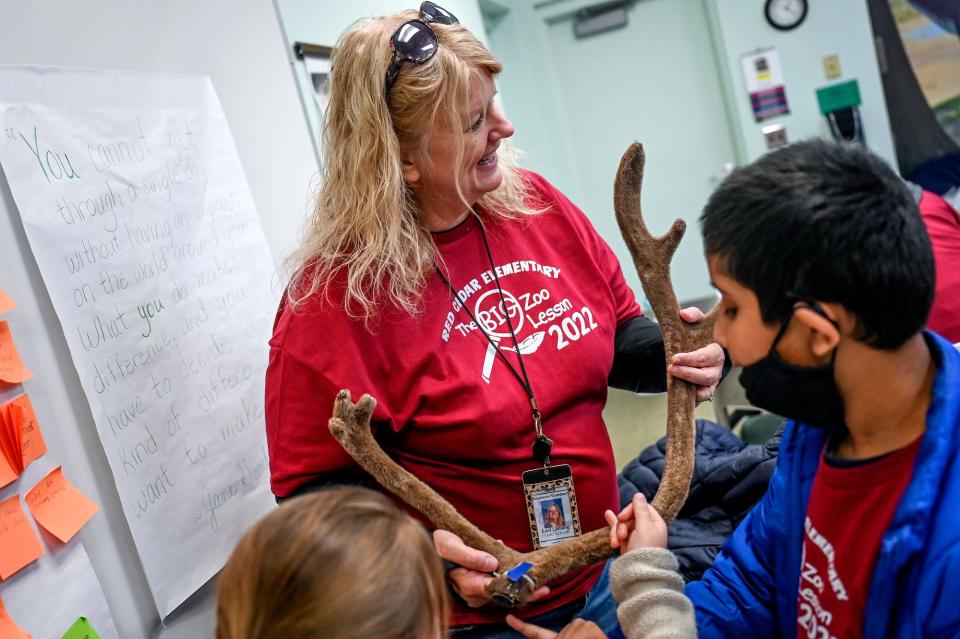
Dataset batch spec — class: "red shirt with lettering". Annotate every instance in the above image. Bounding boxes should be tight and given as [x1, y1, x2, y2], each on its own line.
[265, 171, 642, 626]
[796, 436, 922, 638]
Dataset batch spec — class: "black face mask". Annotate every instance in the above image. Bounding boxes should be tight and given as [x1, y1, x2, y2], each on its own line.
[739, 301, 845, 429]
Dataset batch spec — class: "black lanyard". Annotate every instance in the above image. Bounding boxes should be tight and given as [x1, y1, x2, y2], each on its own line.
[433, 215, 554, 466]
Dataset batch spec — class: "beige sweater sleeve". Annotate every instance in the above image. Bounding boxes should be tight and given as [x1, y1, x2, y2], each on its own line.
[609, 548, 697, 639]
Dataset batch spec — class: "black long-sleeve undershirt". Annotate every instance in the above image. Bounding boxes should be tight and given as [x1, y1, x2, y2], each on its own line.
[608, 315, 671, 393]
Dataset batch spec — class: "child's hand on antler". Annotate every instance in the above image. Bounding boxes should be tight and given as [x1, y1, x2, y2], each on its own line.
[605, 492, 668, 555]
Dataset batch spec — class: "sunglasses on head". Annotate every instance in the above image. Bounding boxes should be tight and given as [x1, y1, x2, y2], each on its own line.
[384, 2, 460, 98]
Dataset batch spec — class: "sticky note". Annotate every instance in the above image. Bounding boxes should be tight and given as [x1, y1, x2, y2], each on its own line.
[0, 394, 47, 485]
[0, 322, 32, 384]
[0, 404, 16, 486]
[4, 395, 47, 470]
[0, 454, 15, 489]
[0, 290, 14, 315]
[0, 494, 45, 579]
[0, 594, 31, 639]
[60, 617, 99, 639]
[25, 467, 99, 543]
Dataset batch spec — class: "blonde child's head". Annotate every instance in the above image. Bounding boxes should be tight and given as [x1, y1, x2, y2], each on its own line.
[217, 487, 448, 639]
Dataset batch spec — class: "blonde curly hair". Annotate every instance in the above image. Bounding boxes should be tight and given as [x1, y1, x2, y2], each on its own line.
[282, 10, 540, 320]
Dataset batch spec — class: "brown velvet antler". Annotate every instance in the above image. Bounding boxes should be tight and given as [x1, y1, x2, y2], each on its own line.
[330, 390, 614, 609]
[328, 142, 716, 608]
[613, 142, 718, 522]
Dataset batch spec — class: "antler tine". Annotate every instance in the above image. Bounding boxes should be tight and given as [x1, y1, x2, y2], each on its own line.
[329, 390, 523, 569]
[613, 142, 715, 523]
[614, 143, 686, 296]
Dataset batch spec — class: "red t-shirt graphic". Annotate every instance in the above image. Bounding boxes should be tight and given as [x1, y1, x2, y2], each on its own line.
[266, 171, 642, 625]
[797, 436, 922, 638]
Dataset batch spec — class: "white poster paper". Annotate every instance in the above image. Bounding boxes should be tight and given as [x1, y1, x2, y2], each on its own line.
[1, 538, 118, 639]
[0, 66, 276, 617]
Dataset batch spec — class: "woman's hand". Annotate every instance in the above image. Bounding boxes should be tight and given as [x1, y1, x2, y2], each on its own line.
[669, 307, 725, 404]
[433, 530, 549, 608]
[605, 492, 668, 555]
[506, 615, 608, 638]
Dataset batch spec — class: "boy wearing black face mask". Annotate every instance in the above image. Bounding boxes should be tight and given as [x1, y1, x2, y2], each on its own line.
[686, 139, 960, 638]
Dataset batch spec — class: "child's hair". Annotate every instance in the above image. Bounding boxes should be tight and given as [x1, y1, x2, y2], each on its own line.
[701, 139, 934, 349]
[217, 487, 448, 639]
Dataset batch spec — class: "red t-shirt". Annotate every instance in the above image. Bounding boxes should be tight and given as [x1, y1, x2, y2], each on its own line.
[265, 171, 642, 625]
[920, 191, 960, 343]
[796, 436, 922, 639]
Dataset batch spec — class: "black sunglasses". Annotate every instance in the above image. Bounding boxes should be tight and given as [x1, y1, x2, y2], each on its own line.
[384, 2, 460, 98]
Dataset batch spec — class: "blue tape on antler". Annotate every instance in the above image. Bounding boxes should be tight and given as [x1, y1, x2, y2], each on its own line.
[506, 561, 533, 583]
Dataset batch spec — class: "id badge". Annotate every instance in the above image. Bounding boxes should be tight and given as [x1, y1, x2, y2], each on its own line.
[521, 464, 581, 549]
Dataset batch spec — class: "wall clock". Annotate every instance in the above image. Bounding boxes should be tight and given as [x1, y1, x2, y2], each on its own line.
[765, 0, 808, 31]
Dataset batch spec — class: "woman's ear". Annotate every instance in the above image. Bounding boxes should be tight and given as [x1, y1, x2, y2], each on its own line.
[401, 150, 421, 186]
[793, 304, 842, 359]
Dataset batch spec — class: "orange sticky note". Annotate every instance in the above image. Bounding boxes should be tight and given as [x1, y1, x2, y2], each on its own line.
[0, 454, 15, 489]
[0, 411, 17, 489]
[0, 403, 21, 475]
[0, 322, 32, 384]
[25, 467, 99, 543]
[0, 290, 14, 315]
[0, 594, 31, 639]
[0, 494, 45, 579]
[5, 395, 46, 470]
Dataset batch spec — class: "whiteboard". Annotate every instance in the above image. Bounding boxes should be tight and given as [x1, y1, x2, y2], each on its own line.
[0, 1, 318, 636]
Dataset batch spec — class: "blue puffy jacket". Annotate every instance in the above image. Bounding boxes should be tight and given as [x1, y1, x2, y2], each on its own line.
[687, 332, 960, 638]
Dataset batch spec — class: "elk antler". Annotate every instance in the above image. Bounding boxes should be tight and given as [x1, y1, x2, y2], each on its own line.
[328, 142, 717, 607]
[330, 389, 613, 609]
[613, 142, 717, 522]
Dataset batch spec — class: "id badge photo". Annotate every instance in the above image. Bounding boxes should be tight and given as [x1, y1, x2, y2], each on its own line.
[521, 464, 581, 549]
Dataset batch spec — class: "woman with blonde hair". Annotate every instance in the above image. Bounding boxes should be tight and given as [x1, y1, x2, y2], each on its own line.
[265, 3, 723, 637]
[544, 502, 566, 529]
[216, 487, 448, 639]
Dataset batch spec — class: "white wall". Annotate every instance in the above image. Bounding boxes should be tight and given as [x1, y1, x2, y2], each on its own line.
[704, 0, 897, 166]
[0, 1, 317, 637]
[477, 0, 898, 305]
[480, 0, 741, 306]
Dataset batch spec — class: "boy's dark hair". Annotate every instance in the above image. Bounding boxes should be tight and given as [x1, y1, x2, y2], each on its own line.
[701, 139, 933, 349]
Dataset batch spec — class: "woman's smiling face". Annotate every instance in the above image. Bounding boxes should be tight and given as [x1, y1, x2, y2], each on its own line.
[546, 504, 561, 526]
[405, 70, 515, 230]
